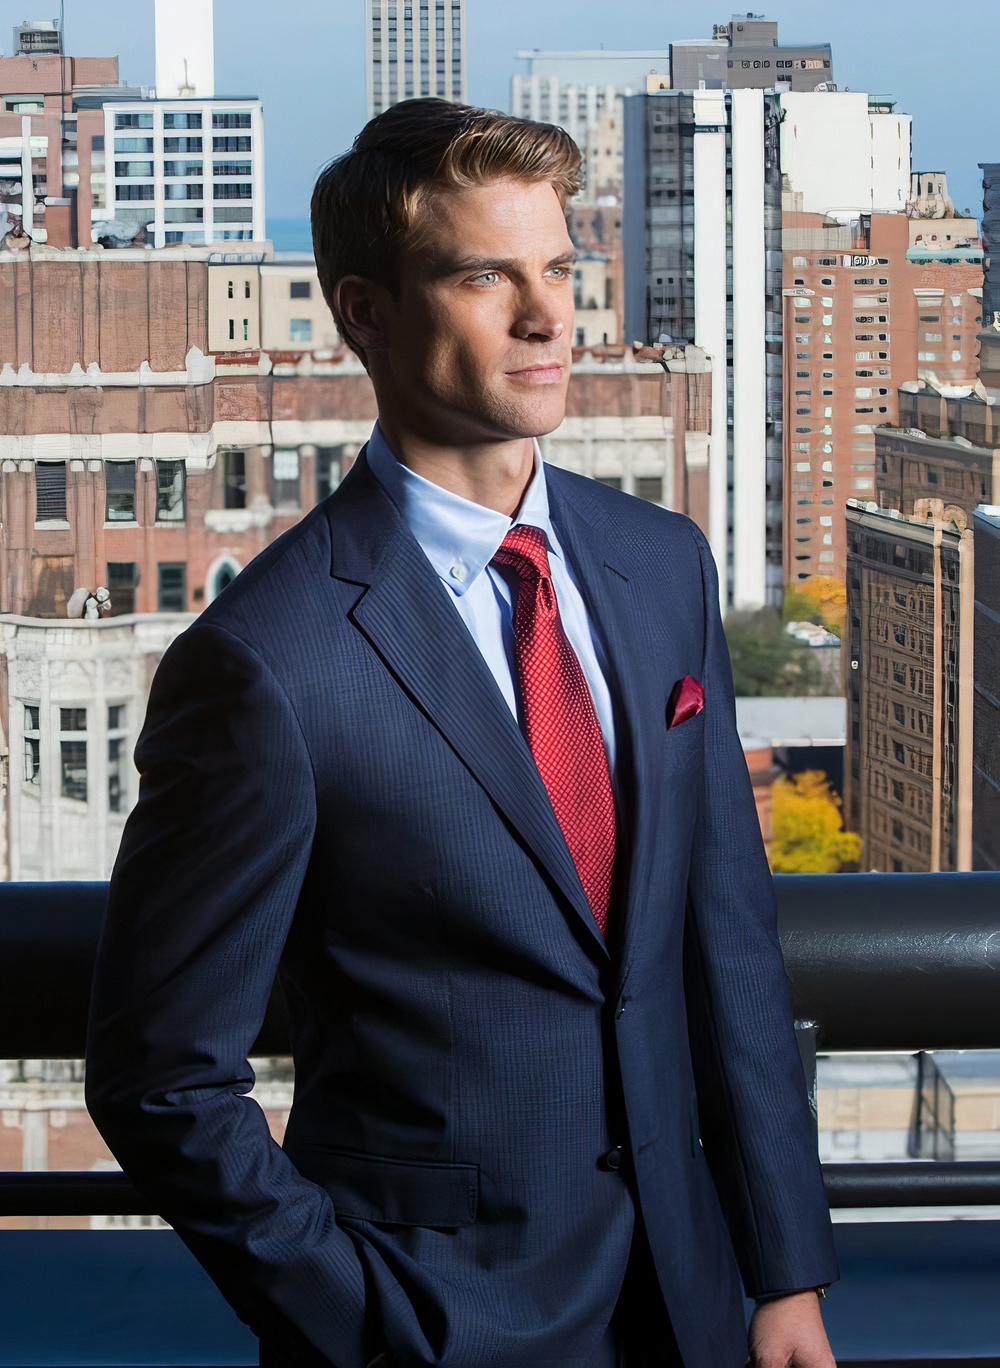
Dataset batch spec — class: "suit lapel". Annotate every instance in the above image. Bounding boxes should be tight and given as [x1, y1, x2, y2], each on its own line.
[326, 453, 607, 957]
[545, 469, 680, 987]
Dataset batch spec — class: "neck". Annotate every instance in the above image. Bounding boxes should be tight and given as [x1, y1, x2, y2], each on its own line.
[376, 417, 536, 518]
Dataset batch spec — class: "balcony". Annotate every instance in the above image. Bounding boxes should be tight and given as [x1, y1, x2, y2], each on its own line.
[1, 873, 999, 1365]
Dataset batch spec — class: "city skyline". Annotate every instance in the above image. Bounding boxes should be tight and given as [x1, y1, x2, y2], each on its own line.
[3, 0, 996, 224]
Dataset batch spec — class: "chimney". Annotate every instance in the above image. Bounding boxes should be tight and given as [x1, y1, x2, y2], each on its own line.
[155, 0, 215, 99]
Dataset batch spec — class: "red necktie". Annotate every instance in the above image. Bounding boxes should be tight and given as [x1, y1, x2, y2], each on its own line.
[491, 525, 617, 935]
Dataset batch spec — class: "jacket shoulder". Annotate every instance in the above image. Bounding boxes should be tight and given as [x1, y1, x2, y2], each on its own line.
[544, 462, 707, 572]
[196, 499, 334, 642]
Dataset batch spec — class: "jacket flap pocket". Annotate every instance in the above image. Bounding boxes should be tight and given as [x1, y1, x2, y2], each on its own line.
[300, 1147, 479, 1227]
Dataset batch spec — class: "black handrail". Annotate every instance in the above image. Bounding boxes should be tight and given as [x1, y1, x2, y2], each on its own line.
[4, 1162, 1000, 1217]
[2, 873, 1000, 1219]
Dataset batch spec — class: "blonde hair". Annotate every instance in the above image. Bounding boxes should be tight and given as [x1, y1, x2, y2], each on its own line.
[311, 99, 581, 346]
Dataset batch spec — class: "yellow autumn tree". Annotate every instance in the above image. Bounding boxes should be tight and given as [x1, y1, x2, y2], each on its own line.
[771, 770, 861, 873]
[783, 576, 846, 638]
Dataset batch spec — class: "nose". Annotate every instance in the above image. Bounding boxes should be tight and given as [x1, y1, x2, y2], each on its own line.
[511, 284, 566, 343]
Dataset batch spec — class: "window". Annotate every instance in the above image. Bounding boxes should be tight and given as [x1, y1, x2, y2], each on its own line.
[163, 160, 203, 177]
[245, 281, 252, 299]
[60, 708, 87, 802]
[290, 280, 312, 299]
[163, 112, 202, 129]
[893, 741, 905, 764]
[213, 136, 251, 152]
[115, 160, 153, 177]
[35, 461, 67, 522]
[214, 182, 253, 199]
[164, 207, 203, 222]
[165, 182, 203, 199]
[273, 449, 301, 508]
[213, 160, 252, 176]
[107, 562, 138, 615]
[223, 451, 246, 509]
[893, 703, 905, 724]
[157, 563, 187, 612]
[155, 460, 185, 522]
[635, 477, 662, 503]
[23, 704, 40, 785]
[596, 477, 622, 490]
[108, 706, 127, 814]
[163, 137, 202, 153]
[212, 112, 252, 128]
[290, 318, 313, 343]
[893, 779, 904, 802]
[105, 461, 136, 522]
[116, 184, 154, 200]
[114, 112, 153, 129]
[114, 137, 154, 154]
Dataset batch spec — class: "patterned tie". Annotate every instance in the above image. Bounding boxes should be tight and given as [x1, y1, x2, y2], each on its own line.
[491, 525, 617, 935]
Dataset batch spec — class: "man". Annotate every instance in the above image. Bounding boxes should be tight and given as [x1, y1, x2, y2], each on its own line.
[86, 101, 839, 1368]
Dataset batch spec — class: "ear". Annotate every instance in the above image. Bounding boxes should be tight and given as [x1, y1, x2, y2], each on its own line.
[333, 275, 392, 355]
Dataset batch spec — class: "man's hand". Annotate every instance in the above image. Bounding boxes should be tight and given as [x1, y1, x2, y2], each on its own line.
[747, 1290, 836, 1368]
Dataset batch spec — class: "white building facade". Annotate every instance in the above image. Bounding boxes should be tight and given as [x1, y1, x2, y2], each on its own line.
[1, 615, 192, 881]
[779, 91, 911, 220]
[366, 0, 466, 119]
[104, 97, 265, 248]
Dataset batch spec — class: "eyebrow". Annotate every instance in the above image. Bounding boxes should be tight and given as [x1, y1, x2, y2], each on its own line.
[431, 250, 577, 279]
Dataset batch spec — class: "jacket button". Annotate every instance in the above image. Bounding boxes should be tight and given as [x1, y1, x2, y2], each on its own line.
[601, 1146, 624, 1171]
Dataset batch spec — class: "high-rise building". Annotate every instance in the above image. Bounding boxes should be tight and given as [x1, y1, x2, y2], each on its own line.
[511, 50, 668, 158]
[366, 0, 466, 119]
[844, 500, 974, 872]
[973, 504, 1000, 870]
[669, 15, 832, 93]
[623, 86, 783, 609]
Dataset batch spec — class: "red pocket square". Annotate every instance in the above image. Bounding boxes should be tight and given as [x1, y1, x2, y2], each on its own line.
[666, 675, 704, 729]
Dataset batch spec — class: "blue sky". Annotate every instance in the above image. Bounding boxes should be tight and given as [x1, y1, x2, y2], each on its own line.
[5, 0, 996, 222]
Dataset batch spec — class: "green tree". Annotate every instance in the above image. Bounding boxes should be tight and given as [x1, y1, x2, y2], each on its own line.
[723, 608, 829, 696]
[771, 770, 861, 873]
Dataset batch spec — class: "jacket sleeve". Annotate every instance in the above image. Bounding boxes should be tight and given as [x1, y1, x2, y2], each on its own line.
[682, 525, 840, 1298]
[85, 622, 369, 1368]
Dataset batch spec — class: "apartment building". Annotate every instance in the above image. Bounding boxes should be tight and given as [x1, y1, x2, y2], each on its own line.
[366, 0, 466, 119]
[845, 500, 974, 872]
[973, 505, 1000, 870]
[104, 96, 265, 248]
[623, 86, 782, 609]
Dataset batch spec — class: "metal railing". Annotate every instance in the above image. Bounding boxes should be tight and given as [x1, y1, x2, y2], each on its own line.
[2, 872, 999, 1216]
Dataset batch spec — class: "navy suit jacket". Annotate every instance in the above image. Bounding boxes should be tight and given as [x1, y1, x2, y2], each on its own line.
[86, 452, 838, 1368]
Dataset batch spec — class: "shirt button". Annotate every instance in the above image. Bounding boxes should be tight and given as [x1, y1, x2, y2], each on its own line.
[449, 564, 467, 582]
[600, 1146, 624, 1171]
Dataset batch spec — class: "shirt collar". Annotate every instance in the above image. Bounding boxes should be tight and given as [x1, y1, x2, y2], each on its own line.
[365, 421, 560, 596]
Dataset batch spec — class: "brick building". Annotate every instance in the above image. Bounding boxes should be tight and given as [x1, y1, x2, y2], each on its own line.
[0, 243, 714, 881]
[782, 212, 982, 584]
[845, 500, 974, 873]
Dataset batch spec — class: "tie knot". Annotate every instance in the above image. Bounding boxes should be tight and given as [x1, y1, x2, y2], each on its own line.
[491, 525, 551, 581]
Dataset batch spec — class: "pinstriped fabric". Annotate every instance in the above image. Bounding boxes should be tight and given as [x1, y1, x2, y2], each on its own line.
[492, 526, 617, 935]
[84, 453, 839, 1368]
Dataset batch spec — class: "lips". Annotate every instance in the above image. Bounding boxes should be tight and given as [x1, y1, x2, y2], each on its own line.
[505, 363, 565, 384]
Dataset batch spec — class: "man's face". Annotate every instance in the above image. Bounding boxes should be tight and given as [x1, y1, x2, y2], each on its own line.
[369, 177, 576, 443]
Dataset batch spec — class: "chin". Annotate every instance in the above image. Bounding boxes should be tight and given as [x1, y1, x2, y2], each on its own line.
[489, 390, 568, 440]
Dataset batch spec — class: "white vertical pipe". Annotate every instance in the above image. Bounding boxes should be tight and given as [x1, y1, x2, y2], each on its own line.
[730, 87, 767, 611]
[20, 115, 33, 235]
[693, 92, 728, 606]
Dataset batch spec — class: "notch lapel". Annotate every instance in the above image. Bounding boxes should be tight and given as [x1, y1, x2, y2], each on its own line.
[545, 470, 680, 987]
[326, 454, 608, 957]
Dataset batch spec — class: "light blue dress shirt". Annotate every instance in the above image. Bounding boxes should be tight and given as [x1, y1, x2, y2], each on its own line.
[365, 424, 617, 773]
